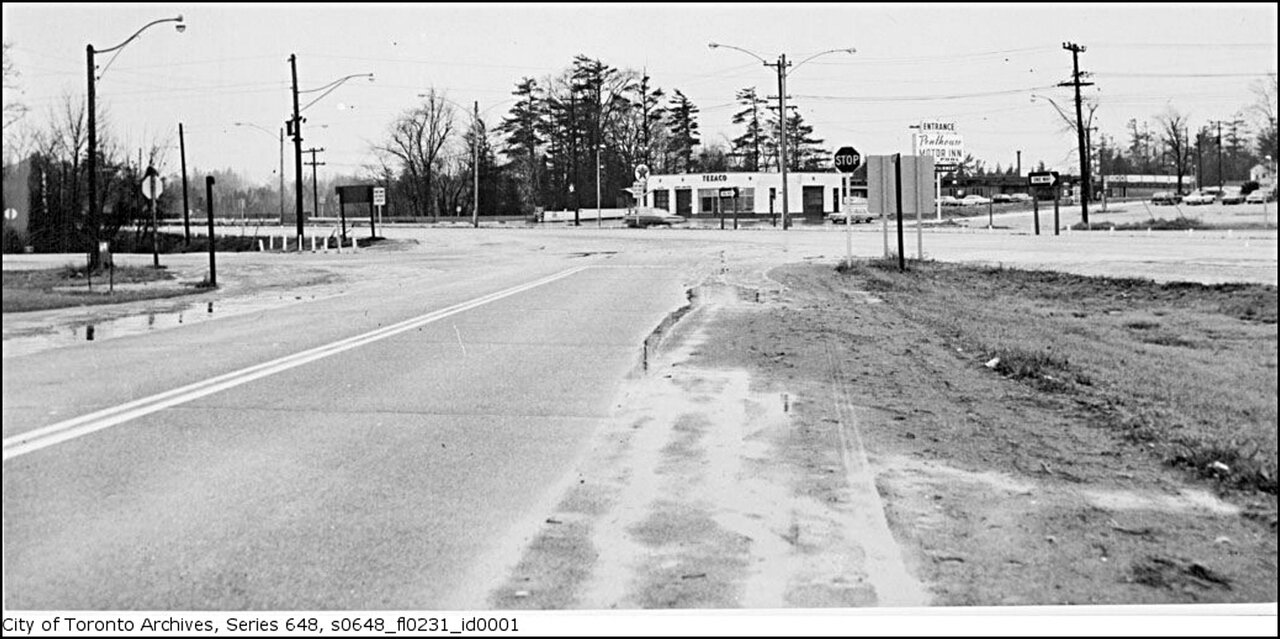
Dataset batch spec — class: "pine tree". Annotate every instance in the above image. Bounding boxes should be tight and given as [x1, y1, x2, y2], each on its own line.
[666, 90, 700, 173]
[730, 87, 766, 172]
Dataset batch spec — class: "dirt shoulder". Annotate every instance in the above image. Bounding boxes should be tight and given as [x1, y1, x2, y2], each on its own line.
[483, 258, 1276, 608]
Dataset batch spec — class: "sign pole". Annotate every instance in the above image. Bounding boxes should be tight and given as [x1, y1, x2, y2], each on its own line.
[844, 174, 852, 268]
[205, 176, 216, 287]
[916, 160, 923, 261]
[895, 154, 905, 272]
[1054, 186, 1060, 235]
[1034, 188, 1041, 236]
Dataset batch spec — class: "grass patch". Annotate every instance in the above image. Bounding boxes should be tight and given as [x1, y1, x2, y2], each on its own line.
[1, 263, 202, 313]
[837, 258, 1278, 494]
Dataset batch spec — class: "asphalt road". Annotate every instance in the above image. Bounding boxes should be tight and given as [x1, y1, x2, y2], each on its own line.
[3, 247, 692, 609]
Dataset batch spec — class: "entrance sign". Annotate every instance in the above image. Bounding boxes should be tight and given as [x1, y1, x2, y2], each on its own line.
[373, 186, 386, 206]
[916, 122, 963, 172]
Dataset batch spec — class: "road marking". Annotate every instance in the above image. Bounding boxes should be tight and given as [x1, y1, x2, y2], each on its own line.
[2, 266, 590, 461]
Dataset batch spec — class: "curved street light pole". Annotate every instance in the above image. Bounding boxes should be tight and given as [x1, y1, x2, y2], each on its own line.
[87, 15, 184, 267]
[709, 43, 854, 230]
[289, 55, 373, 246]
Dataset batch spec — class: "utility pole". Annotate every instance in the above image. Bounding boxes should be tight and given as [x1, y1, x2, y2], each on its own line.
[1060, 42, 1093, 226]
[776, 53, 791, 229]
[278, 127, 285, 223]
[304, 147, 325, 220]
[289, 53, 305, 247]
[1016, 150, 1022, 177]
[473, 101, 480, 228]
[179, 122, 191, 245]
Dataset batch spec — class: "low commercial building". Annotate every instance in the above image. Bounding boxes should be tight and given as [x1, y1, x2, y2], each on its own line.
[640, 171, 861, 220]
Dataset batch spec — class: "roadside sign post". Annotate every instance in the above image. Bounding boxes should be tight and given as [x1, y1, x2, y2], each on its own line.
[1053, 185, 1061, 236]
[1027, 171, 1059, 237]
[718, 187, 737, 230]
[142, 167, 164, 268]
[894, 154, 905, 272]
[834, 147, 862, 268]
[373, 187, 386, 236]
[205, 176, 217, 287]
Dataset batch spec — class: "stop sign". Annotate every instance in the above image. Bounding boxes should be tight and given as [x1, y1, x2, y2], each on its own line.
[834, 146, 861, 173]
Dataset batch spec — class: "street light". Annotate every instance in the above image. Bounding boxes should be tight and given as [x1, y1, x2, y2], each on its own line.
[87, 14, 184, 267]
[233, 122, 285, 223]
[289, 55, 372, 246]
[709, 43, 855, 230]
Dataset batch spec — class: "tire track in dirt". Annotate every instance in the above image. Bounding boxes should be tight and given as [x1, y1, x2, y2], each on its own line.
[485, 263, 928, 609]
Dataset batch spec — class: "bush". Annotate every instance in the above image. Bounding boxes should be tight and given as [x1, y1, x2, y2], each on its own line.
[2, 225, 27, 254]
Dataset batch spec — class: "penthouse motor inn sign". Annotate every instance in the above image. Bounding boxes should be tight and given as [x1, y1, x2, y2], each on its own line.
[916, 121, 964, 171]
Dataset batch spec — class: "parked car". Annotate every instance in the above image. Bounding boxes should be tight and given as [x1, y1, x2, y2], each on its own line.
[1008, 193, 1034, 203]
[1150, 191, 1182, 205]
[939, 195, 962, 207]
[960, 194, 992, 206]
[827, 199, 875, 224]
[990, 193, 1015, 203]
[1245, 190, 1274, 204]
[624, 207, 687, 228]
[1221, 187, 1246, 205]
[1182, 191, 1215, 205]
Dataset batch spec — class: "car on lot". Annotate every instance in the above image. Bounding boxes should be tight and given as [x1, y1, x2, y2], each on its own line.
[827, 209, 876, 224]
[1008, 193, 1033, 203]
[1245, 190, 1273, 204]
[1151, 191, 1182, 205]
[1221, 187, 1246, 205]
[959, 194, 992, 206]
[939, 195, 962, 207]
[1182, 191, 1215, 205]
[624, 207, 687, 228]
[991, 193, 1015, 203]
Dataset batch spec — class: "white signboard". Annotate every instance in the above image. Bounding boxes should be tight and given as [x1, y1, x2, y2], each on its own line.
[373, 187, 386, 206]
[916, 121, 964, 170]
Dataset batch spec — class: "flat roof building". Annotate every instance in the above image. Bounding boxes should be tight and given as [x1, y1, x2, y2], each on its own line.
[641, 171, 864, 220]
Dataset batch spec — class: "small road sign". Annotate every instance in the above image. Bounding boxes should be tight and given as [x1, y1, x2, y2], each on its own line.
[834, 146, 862, 173]
[1028, 171, 1059, 186]
[373, 186, 386, 206]
[718, 187, 738, 198]
[140, 167, 163, 200]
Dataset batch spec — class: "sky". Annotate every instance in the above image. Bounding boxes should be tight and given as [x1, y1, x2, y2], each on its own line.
[3, 2, 1277, 185]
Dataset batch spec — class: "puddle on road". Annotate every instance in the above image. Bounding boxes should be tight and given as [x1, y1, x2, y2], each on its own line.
[3, 292, 344, 359]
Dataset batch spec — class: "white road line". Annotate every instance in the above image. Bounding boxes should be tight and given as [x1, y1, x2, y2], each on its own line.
[2, 266, 589, 461]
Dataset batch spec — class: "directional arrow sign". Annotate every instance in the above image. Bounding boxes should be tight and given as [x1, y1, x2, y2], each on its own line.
[1028, 171, 1059, 187]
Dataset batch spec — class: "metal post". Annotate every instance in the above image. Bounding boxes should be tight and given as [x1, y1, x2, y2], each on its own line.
[179, 122, 191, 245]
[844, 174, 852, 268]
[290, 53, 305, 247]
[894, 154, 905, 272]
[596, 142, 602, 228]
[149, 172, 160, 267]
[1054, 186, 1060, 235]
[1033, 188, 1040, 236]
[205, 176, 216, 287]
[915, 158, 923, 260]
[369, 192, 376, 238]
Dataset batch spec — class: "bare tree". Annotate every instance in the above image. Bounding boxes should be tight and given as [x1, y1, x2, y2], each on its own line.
[1249, 73, 1277, 160]
[3, 42, 29, 131]
[377, 89, 456, 220]
[1156, 108, 1192, 194]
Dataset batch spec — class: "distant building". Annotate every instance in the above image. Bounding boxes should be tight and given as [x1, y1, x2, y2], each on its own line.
[1249, 163, 1276, 189]
[640, 171, 857, 219]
